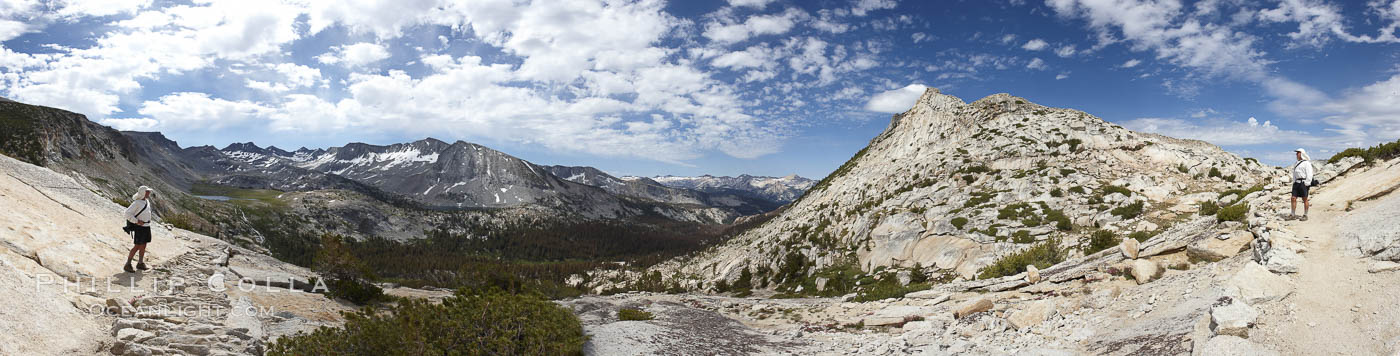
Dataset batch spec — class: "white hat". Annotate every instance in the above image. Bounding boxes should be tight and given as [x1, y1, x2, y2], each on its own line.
[1295, 148, 1305, 152]
[131, 186, 154, 201]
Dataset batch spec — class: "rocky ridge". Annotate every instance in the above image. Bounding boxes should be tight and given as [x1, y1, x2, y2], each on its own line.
[598, 88, 1284, 292]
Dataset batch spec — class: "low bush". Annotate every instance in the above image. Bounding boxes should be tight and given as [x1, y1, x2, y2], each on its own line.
[1050, 188, 1064, 198]
[268, 289, 586, 355]
[1101, 185, 1132, 197]
[1216, 203, 1249, 223]
[1111, 201, 1144, 219]
[950, 217, 969, 229]
[977, 238, 1064, 280]
[1012, 230, 1034, 244]
[1044, 209, 1073, 231]
[1127, 230, 1156, 243]
[1198, 201, 1219, 216]
[1208, 167, 1222, 178]
[1329, 139, 1400, 165]
[1083, 230, 1117, 255]
[618, 308, 654, 321]
[1068, 186, 1086, 194]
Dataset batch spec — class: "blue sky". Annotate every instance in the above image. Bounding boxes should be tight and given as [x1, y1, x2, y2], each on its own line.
[1, 0, 1398, 179]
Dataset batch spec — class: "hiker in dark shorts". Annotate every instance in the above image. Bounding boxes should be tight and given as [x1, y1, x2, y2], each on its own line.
[123, 186, 155, 273]
[1290, 148, 1314, 221]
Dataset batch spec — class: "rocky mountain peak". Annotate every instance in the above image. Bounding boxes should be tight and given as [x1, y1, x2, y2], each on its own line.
[610, 89, 1280, 293]
[221, 142, 266, 154]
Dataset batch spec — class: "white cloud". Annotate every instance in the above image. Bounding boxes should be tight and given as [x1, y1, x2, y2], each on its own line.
[912, 32, 930, 43]
[851, 0, 898, 16]
[729, 0, 778, 8]
[1121, 59, 1141, 68]
[864, 84, 926, 113]
[711, 46, 772, 69]
[98, 117, 159, 131]
[1027, 57, 1047, 70]
[137, 92, 273, 130]
[1121, 116, 1311, 146]
[703, 8, 807, 44]
[1021, 39, 1049, 50]
[1056, 73, 1069, 80]
[1054, 45, 1076, 57]
[317, 42, 391, 68]
[1258, 0, 1400, 46]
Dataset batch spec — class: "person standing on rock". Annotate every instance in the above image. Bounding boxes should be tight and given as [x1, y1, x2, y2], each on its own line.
[1290, 148, 1314, 221]
[122, 186, 156, 273]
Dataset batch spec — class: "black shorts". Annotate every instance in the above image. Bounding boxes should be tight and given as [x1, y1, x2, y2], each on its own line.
[1292, 181, 1310, 198]
[131, 225, 152, 245]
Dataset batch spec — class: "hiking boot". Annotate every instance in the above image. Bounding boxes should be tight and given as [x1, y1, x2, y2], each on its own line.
[136, 262, 148, 271]
[123, 263, 135, 273]
[1301, 215, 1309, 221]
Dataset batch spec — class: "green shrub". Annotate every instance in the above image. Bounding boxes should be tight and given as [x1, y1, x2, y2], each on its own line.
[950, 217, 969, 229]
[963, 191, 995, 208]
[618, 308, 654, 321]
[1208, 167, 1222, 178]
[1329, 139, 1400, 165]
[1084, 230, 1117, 255]
[1044, 209, 1073, 231]
[267, 289, 586, 356]
[1216, 203, 1249, 223]
[1110, 201, 1144, 219]
[1050, 188, 1064, 198]
[1127, 230, 1156, 243]
[1219, 184, 1264, 202]
[1012, 230, 1034, 244]
[1068, 186, 1086, 194]
[1066, 139, 1082, 152]
[1059, 169, 1076, 176]
[909, 263, 929, 284]
[1176, 164, 1189, 174]
[1198, 201, 1219, 216]
[962, 175, 976, 184]
[1101, 185, 1132, 197]
[1021, 214, 1043, 227]
[977, 239, 1064, 279]
[960, 165, 992, 174]
[732, 268, 753, 292]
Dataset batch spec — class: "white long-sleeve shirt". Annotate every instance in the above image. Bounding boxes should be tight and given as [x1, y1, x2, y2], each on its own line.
[1292, 160, 1315, 185]
[124, 199, 153, 225]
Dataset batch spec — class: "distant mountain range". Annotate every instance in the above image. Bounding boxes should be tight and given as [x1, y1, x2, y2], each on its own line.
[0, 97, 810, 228]
[644, 174, 816, 204]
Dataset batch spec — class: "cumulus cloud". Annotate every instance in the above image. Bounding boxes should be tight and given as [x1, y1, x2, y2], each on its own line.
[1027, 57, 1048, 70]
[728, 0, 777, 8]
[1121, 116, 1313, 146]
[851, 0, 898, 16]
[703, 7, 808, 44]
[317, 43, 391, 68]
[1054, 45, 1077, 57]
[864, 84, 927, 113]
[1021, 39, 1049, 50]
[1121, 59, 1141, 68]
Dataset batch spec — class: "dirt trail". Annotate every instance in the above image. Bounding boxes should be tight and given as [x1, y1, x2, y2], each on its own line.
[1254, 161, 1400, 356]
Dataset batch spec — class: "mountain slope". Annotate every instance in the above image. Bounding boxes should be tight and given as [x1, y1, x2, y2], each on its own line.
[612, 88, 1282, 291]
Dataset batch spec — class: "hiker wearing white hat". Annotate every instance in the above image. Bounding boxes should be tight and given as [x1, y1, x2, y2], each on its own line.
[122, 186, 156, 273]
[1290, 148, 1314, 221]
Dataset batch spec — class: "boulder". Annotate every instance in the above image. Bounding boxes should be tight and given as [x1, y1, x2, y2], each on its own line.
[1007, 300, 1056, 330]
[1211, 297, 1259, 337]
[1199, 335, 1280, 356]
[105, 298, 135, 315]
[1368, 261, 1400, 273]
[1188, 230, 1253, 262]
[1227, 262, 1295, 304]
[1120, 238, 1140, 259]
[953, 298, 993, 319]
[115, 328, 155, 342]
[1263, 248, 1302, 274]
[1130, 259, 1161, 285]
[1025, 265, 1041, 284]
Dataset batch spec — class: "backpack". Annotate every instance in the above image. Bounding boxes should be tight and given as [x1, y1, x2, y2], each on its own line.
[121, 201, 148, 233]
